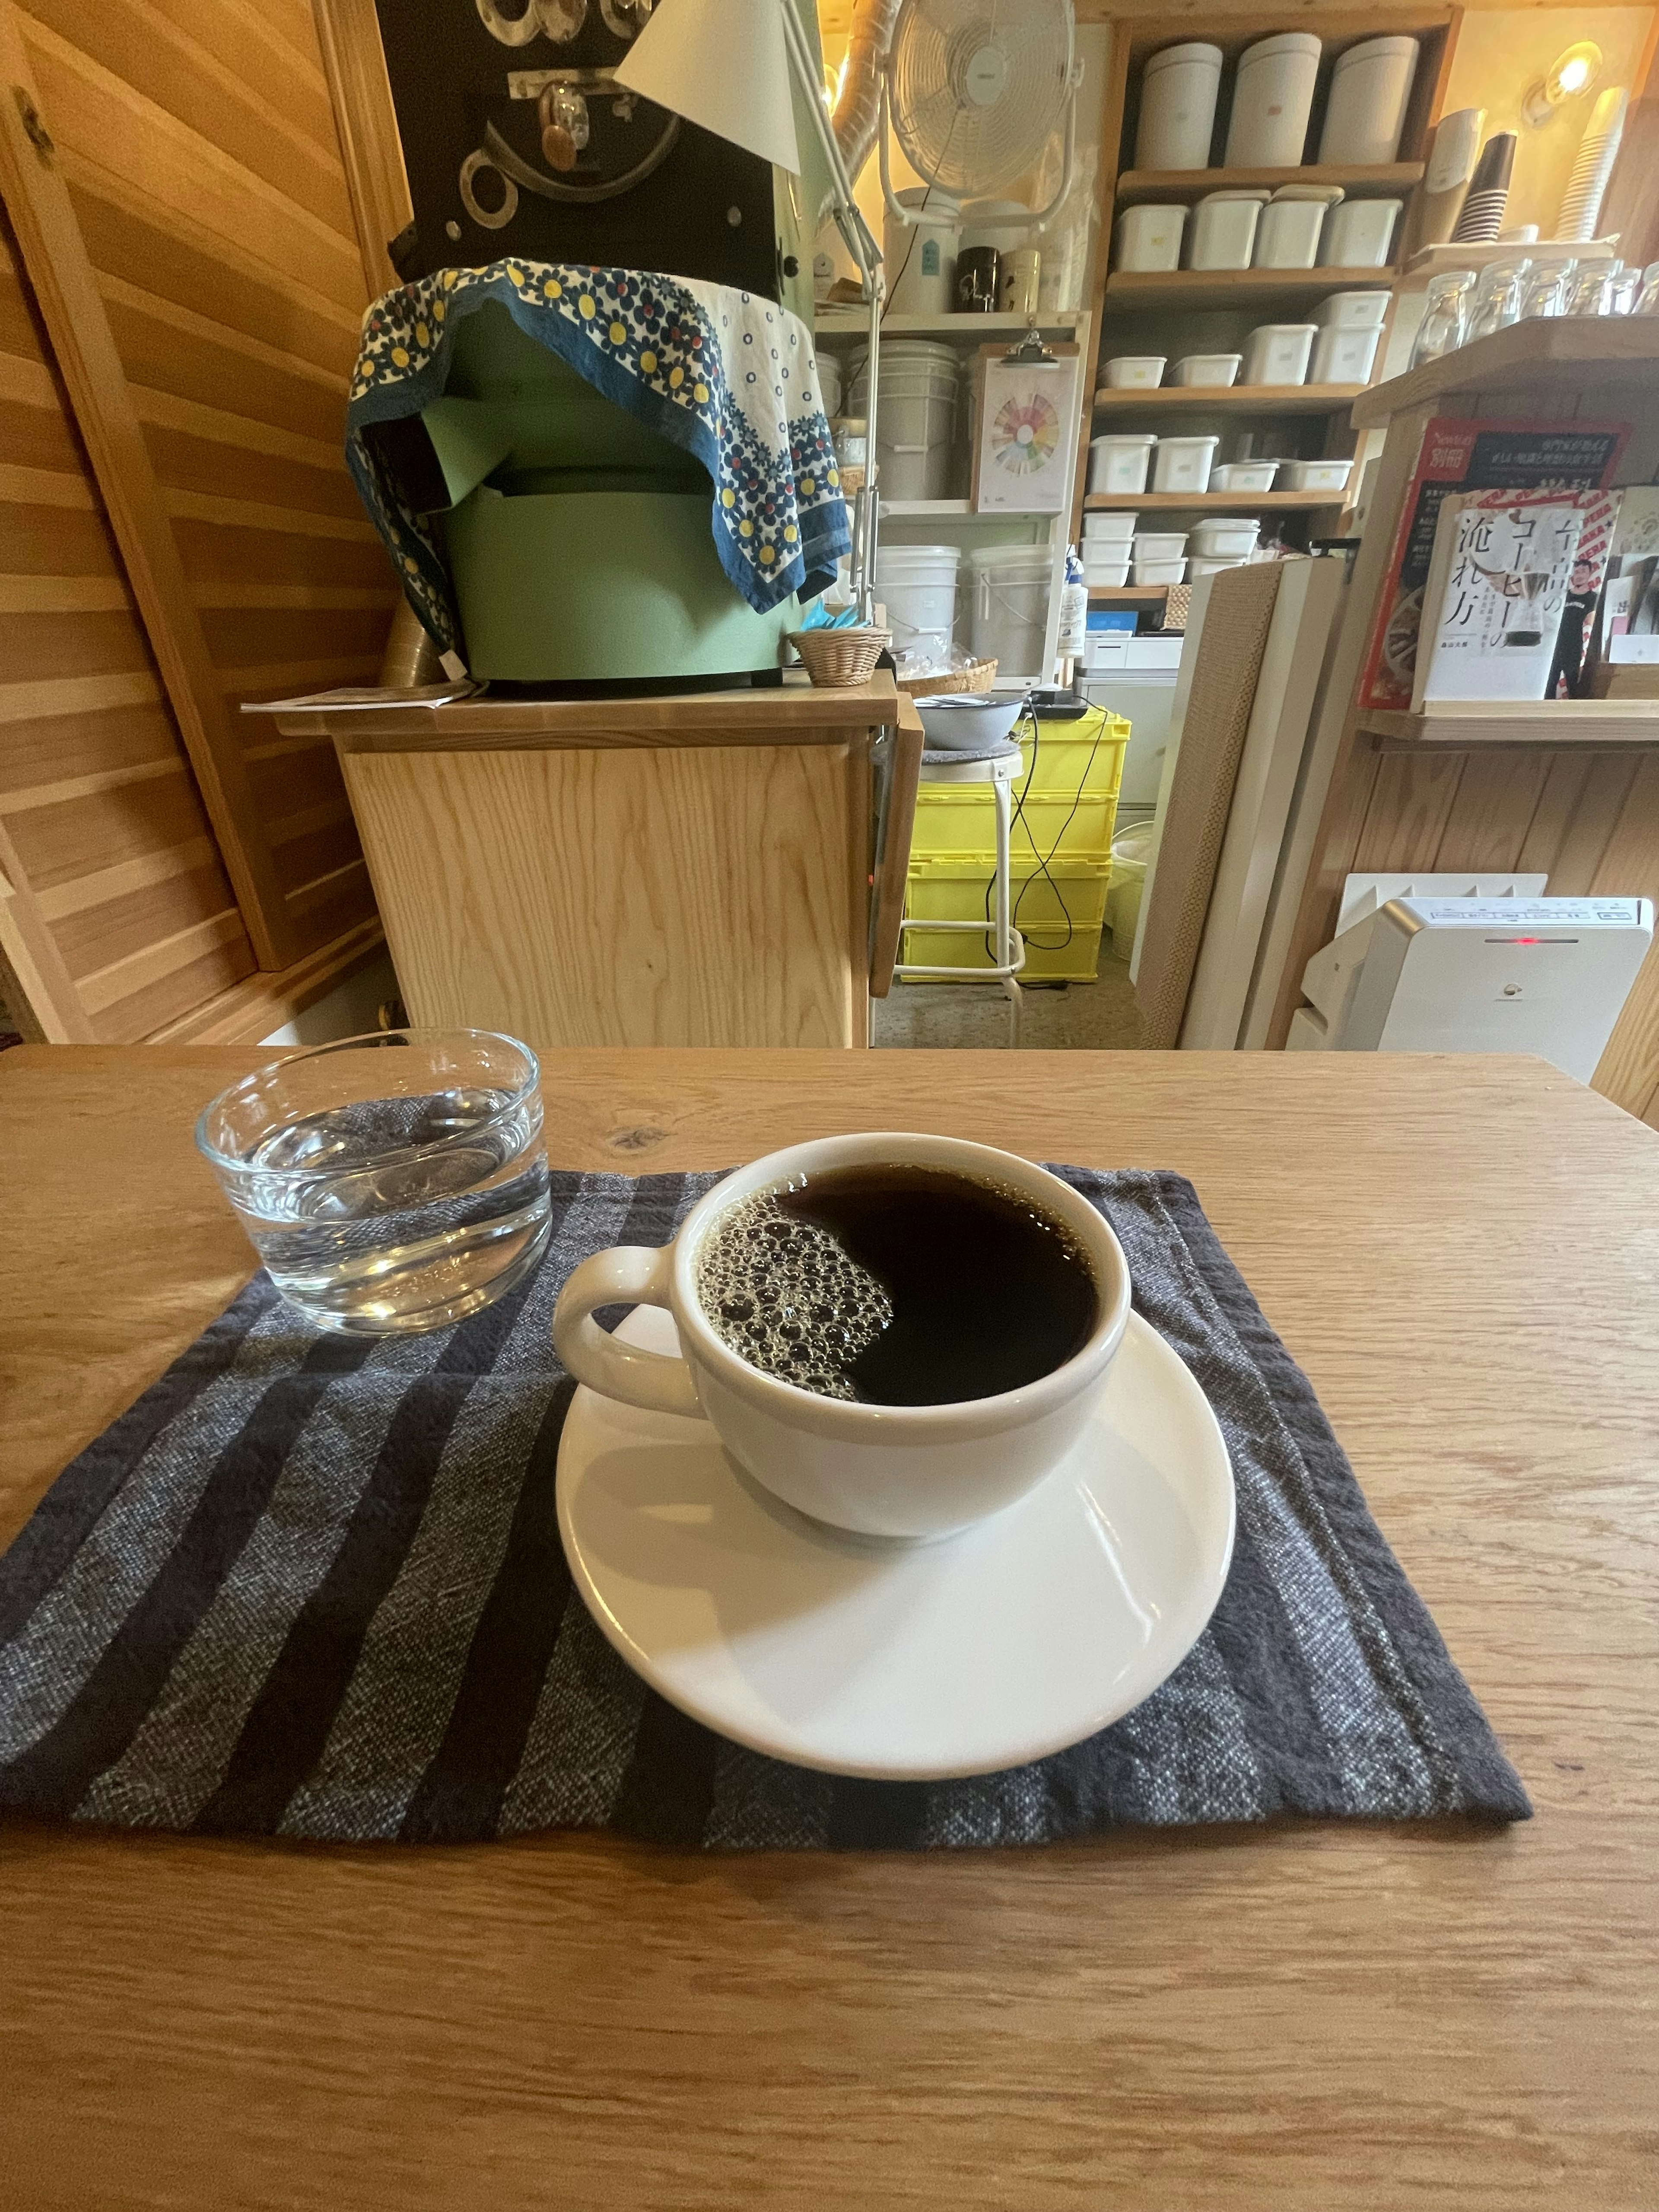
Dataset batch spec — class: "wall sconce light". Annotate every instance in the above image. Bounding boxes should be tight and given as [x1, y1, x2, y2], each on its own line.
[1522, 41, 1603, 127]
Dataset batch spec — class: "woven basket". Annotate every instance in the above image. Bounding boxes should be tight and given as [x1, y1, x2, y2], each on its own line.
[788, 628, 891, 687]
[897, 658, 999, 701]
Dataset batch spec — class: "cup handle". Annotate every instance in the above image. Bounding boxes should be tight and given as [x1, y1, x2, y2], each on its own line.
[551, 1246, 703, 1419]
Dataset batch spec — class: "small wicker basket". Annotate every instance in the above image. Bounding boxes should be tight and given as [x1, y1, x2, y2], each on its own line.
[896, 658, 999, 701]
[788, 627, 891, 688]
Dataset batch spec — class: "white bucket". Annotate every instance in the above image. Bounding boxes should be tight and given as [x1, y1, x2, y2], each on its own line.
[874, 543, 960, 668]
[1225, 32, 1322, 168]
[1319, 36, 1419, 167]
[1135, 42, 1223, 172]
[969, 544, 1050, 678]
[884, 188, 961, 317]
[851, 342, 960, 502]
[816, 354, 842, 418]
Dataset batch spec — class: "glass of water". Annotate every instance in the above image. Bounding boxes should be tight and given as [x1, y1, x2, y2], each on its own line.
[197, 1030, 551, 1334]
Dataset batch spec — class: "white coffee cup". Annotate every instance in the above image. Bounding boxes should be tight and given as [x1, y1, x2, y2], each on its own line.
[551, 1132, 1131, 1540]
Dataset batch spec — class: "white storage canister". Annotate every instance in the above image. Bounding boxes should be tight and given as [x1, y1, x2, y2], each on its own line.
[1318, 36, 1419, 166]
[1254, 188, 1341, 269]
[1171, 353, 1242, 387]
[883, 188, 961, 317]
[1313, 288, 1392, 329]
[850, 341, 959, 502]
[1134, 41, 1223, 171]
[1190, 517, 1259, 558]
[1114, 204, 1187, 273]
[1083, 509, 1137, 542]
[969, 543, 1051, 677]
[1224, 32, 1322, 168]
[1241, 323, 1316, 386]
[1089, 432, 1157, 495]
[1187, 190, 1267, 271]
[1132, 532, 1187, 560]
[1319, 198, 1401, 268]
[1102, 355, 1167, 388]
[1310, 323, 1382, 384]
[1210, 459, 1278, 492]
[874, 543, 960, 667]
[1083, 554, 1131, 587]
[816, 354, 842, 418]
[1152, 435, 1219, 494]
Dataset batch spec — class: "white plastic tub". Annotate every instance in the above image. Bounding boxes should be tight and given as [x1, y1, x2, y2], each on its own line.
[1083, 510, 1138, 542]
[1319, 36, 1419, 167]
[1241, 324, 1316, 386]
[1171, 353, 1242, 387]
[1313, 289, 1392, 329]
[873, 543, 960, 668]
[1082, 554, 1131, 587]
[1191, 554, 1251, 576]
[1278, 457, 1354, 494]
[1114, 204, 1187, 273]
[1103, 354, 1167, 388]
[1132, 531, 1189, 560]
[883, 187, 961, 317]
[1135, 41, 1223, 171]
[1089, 432, 1157, 495]
[969, 543, 1051, 676]
[851, 341, 959, 502]
[1225, 32, 1321, 168]
[1187, 191, 1265, 271]
[1133, 556, 1187, 585]
[1310, 324, 1382, 384]
[1254, 190, 1340, 270]
[1319, 198, 1402, 268]
[1151, 434, 1219, 494]
[1210, 459, 1279, 492]
[817, 356, 842, 418]
[1189, 518, 1259, 558]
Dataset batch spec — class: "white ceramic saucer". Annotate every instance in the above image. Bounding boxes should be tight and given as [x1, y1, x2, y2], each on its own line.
[556, 1306, 1235, 1780]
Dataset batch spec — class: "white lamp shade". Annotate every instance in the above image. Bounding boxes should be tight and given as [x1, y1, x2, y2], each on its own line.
[611, 0, 803, 175]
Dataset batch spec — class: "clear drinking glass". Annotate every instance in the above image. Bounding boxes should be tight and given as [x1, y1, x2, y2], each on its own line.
[1465, 260, 1530, 343]
[1520, 260, 1574, 319]
[1607, 262, 1639, 315]
[1565, 263, 1617, 316]
[197, 1030, 551, 1334]
[1411, 271, 1476, 367]
[1634, 260, 1659, 315]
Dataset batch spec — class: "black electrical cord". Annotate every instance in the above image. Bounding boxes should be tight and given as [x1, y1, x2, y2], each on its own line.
[981, 699, 1104, 964]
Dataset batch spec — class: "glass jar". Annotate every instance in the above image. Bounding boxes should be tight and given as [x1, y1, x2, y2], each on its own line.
[1634, 260, 1659, 315]
[1565, 263, 1617, 317]
[1519, 260, 1575, 320]
[1410, 270, 1476, 367]
[1465, 260, 1530, 344]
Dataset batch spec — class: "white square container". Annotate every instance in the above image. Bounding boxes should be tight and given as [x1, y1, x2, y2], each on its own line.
[1253, 191, 1340, 270]
[1224, 31, 1321, 168]
[1191, 554, 1251, 576]
[1319, 198, 1401, 268]
[1134, 557, 1187, 585]
[1241, 324, 1316, 386]
[1279, 457, 1354, 494]
[1132, 532, 1189, 560]
[1083, 510, 1138, 542]
[1310, 324, 1382, 384]
[1189, 518, 1260, 558]
[1209, 459, 1279, 492]
[1151, 434, 1219, 494]
[1171, 353, 1242, 387]
[1114, 204, 1187, 273]
[1102, 355, 1167, 388]
[1082, 556, 1131, 587]
[1187, 190, 1267, 271]
[1135, 41, 1223, 171]
[1313, 289, 1392, 329]
[1089, 432, 1158, 494]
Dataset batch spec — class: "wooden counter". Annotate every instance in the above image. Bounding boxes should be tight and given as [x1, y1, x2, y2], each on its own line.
[3, 1044, 1659, 2210]
[272, 678, 920, 1050]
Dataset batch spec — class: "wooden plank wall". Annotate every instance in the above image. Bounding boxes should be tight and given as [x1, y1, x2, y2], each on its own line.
[11, 0, 397, 966]
[0, 203, 256, 1039]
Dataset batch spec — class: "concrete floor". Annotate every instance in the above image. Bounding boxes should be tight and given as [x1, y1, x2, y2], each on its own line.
[872, 944, 1142, 1049]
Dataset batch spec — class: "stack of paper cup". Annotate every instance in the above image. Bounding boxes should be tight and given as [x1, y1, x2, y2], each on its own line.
[1559, 87, 1628, 244]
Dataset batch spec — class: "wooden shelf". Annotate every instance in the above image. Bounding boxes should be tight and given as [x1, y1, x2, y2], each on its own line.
[814, 310, 1083, 340]
[1084, 490, 1344, 513]
[1105, 267, 1397, 310]
[1353, 318, 1659, 426]
[1363, 701, 1659, 749]
[1088, 585, 1169, 605]
[1115, 162, 1423, 206]
[1093, 382, 1365, 415]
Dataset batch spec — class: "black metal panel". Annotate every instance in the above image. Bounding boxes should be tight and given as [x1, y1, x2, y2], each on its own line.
[372, 0, 779, 296]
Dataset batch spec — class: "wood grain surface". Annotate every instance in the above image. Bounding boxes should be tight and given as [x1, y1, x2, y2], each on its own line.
[1, 1045, 1657, 2210]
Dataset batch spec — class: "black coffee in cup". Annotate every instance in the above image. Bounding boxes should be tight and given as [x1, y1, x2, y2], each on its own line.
[696, 1165, 1098, 1406]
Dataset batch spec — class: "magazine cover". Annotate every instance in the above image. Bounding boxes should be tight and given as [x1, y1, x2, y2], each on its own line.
[1413, 494, 1587, 707]
[1359, 417, 1629, 711]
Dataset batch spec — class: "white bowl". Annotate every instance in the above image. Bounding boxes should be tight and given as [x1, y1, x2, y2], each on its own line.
[916, 694, 1027, 750]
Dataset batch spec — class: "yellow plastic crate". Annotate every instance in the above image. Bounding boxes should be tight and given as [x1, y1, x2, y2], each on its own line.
[901, 855, 1112, 984]
[1014, 706, 1129, 802]
[912, 789, 1119, 860]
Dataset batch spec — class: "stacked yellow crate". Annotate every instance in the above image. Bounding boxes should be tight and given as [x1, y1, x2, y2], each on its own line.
[902, 703, 1131, 983]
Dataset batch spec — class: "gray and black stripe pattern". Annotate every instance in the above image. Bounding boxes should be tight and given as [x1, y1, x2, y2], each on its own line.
[0, 1169, 1530, 1849]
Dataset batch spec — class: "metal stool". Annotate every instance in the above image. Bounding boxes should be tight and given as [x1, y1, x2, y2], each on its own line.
[893, 738, 1026, 1046]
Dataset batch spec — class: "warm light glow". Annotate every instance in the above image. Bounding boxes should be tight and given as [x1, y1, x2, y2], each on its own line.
[1557, 54, 1593, 95]
[1523, 40, 1603, 126]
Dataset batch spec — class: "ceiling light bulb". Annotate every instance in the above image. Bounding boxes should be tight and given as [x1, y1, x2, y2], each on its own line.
[1523, 41, 1603, 126]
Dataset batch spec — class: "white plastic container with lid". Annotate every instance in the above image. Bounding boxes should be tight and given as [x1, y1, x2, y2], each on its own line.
[1313, 289, 1392, 329]
[969, 543, 1051, 677]
[1254, 188, 1342, 270]
[1191, 554, 1253, 577]
[1102, 355, 1167, 388]
[1310, 323, 1382, 384]
[1135, 41, 1223, 170]
[1152, 435, 1219, 494]
[1318, 36, 1419, 166]
[1132, 531, 1188, 560]
[1279, 457, 1354, 494]
[1210, 459, 1279, 492]
[1133, 556, 1187, 585]
[1241, 323, 1316, 386]
[1319, 198, 1401, 268]
[1171, 353, 1242, 387]
[1114, 204, 1187, 273]
[883, 188, 961, 317]
[1187, 190, 1267, 271]
[1083, 510, 1138, 542]
[1190, 517, 1259, 558]
[1089, 432, 1157, 495]
[817, 355, 842, 418]
[850, 342, 959, 503]
[874, 543, 961, 669]
[1082, 553, 1131, 588]
[1224, 32, 1322, 168]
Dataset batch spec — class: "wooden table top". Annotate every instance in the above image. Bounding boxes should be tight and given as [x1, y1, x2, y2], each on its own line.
[3, 1046, 1657, 2212]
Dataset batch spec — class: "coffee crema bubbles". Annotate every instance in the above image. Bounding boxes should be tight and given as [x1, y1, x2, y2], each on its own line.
[696, 1192, 893, 1401]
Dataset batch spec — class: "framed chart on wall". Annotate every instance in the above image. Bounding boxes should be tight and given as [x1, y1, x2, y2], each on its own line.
[971, 343, 1081, 516]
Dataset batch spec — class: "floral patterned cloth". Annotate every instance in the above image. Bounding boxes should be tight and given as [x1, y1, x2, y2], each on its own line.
[346, 262, 849, 659]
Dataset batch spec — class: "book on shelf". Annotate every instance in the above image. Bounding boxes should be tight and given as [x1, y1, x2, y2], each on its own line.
[1411, 492, 1593, 709]
[1590, 488, 1659, 672]
[1359, 416, 1630, 712]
